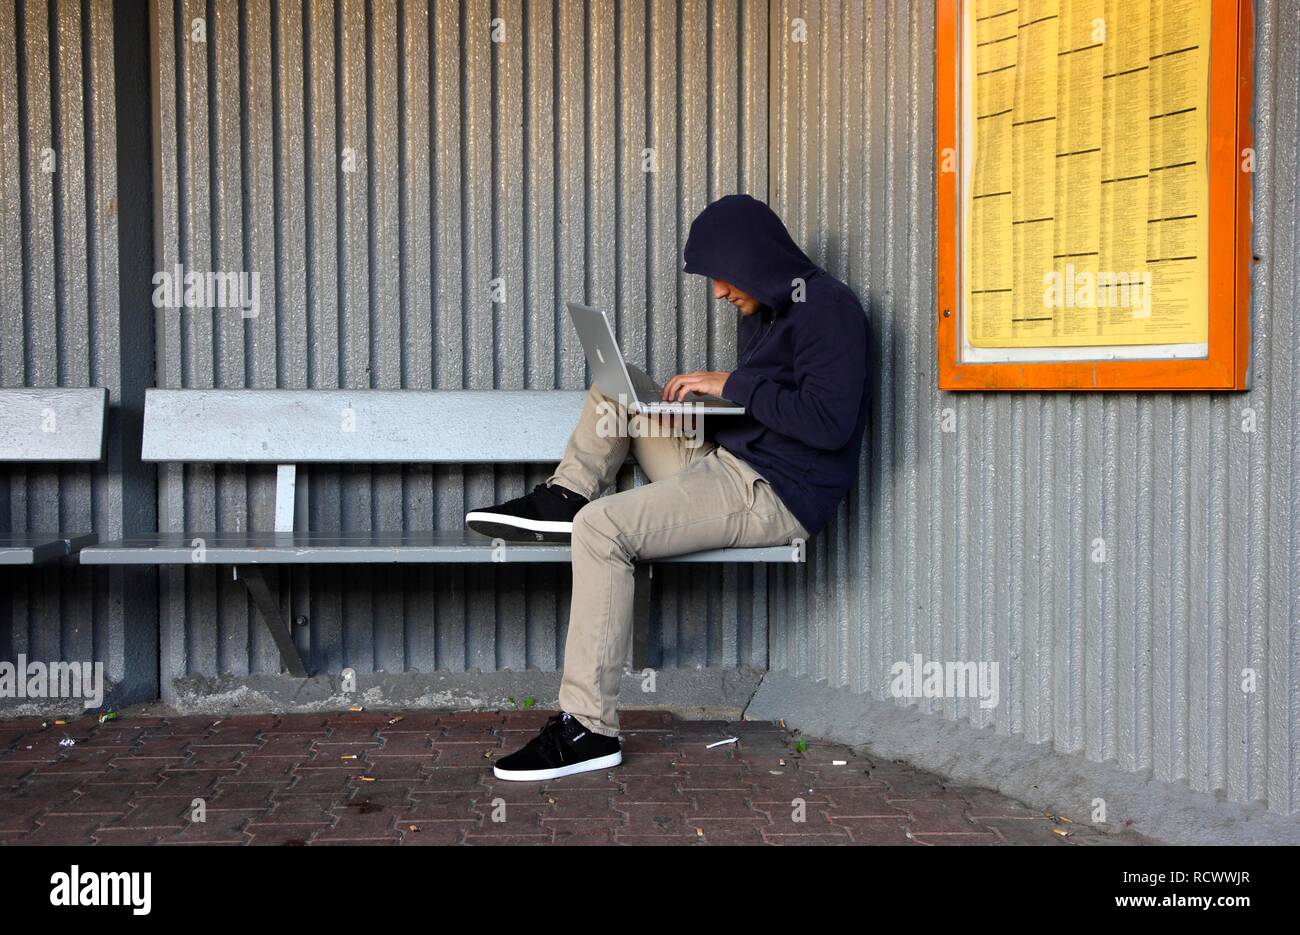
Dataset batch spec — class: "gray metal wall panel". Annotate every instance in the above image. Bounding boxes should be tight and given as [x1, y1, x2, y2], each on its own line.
[0, 0, 155, 707]
[770, 0, 1299, 816]
[149, 0, 771, 687]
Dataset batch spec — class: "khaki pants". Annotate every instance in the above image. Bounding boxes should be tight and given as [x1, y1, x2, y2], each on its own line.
[549, 384, 808, 737]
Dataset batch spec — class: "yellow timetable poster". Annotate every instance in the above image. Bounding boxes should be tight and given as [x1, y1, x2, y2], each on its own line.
[965, 0, 1211, 348]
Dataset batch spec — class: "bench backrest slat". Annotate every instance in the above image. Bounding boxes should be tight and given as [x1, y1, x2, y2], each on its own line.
[0, 388, 108, 462]
[142, 389, 587, 463]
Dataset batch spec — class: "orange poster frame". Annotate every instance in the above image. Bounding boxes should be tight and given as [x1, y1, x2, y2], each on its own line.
[936, 0, 1253, 391]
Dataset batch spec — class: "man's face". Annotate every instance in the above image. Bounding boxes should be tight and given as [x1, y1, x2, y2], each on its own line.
[711, 279, 762, 316]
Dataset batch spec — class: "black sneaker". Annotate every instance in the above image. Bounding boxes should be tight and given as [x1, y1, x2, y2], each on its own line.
[492, 711, 622, 781]
[466, 482, 588, 542]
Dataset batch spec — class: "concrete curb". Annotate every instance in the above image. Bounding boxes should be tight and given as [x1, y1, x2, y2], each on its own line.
[152, 666, 766, 721]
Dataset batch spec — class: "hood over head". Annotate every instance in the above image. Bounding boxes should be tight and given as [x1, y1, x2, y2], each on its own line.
[682, 194, 820, 315]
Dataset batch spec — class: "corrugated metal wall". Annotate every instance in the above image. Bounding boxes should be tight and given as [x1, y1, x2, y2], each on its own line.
[148, 0, 771, 687]
[0, 0, 156, 706]
[769, 0, 1299, 816]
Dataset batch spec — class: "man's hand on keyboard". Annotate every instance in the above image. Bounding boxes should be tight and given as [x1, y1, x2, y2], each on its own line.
[661, 371, 730, 402]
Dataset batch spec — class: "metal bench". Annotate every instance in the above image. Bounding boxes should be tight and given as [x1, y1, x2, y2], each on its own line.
[80, 388, 803, 677]
[0, 388, 107, 565]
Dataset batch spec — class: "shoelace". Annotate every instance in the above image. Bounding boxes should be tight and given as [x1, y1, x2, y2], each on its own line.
[534, 713, 571, 765]
[505, 483, 565, 511]
[535, 482, 573, 501]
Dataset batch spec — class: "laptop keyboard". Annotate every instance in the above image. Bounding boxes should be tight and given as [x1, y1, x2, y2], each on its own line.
[628, 364, 731, 407]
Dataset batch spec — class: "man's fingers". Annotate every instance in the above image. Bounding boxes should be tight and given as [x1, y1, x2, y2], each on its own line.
[663, 372, 695, 401]
[681, 374, 709, 400]
[663, 372, 719, 402]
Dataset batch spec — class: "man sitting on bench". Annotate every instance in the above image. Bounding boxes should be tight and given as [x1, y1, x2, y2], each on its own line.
[467, 194, 871, 780]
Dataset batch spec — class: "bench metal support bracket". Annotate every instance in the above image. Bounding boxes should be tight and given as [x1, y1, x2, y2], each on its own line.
[239, 565, 310, 678]
[274, 464, 297, 533]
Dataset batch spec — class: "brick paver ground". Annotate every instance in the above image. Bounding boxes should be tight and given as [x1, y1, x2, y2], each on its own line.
[0, 709, 1149, 845]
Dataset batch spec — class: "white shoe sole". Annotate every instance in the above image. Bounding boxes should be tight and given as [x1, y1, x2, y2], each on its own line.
[465, 511, 575, 534]
[492, 750, 622, 782]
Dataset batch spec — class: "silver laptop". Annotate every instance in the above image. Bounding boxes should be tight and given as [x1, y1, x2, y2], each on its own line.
[567, 302, 745, 415]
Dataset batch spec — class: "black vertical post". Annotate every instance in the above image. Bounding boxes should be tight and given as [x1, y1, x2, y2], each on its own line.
[110, 0, 158, 704]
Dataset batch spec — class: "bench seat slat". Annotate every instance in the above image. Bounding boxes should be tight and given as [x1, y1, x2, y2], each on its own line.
[0, 533, 96, 565]
[78, 531, 799, 565]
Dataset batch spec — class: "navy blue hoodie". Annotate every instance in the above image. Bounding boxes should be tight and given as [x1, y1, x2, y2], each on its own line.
[683, 195, 869, 538]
